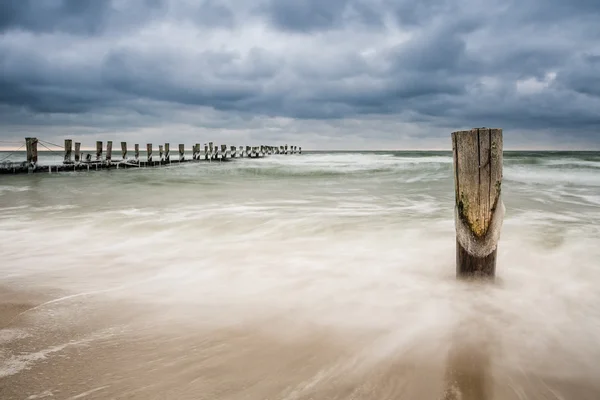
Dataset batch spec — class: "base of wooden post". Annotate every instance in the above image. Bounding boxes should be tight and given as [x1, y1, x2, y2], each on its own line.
[456, 239, 496, 279]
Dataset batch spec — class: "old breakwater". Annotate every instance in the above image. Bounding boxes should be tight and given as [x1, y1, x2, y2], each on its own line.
[0, 138, 302, 175]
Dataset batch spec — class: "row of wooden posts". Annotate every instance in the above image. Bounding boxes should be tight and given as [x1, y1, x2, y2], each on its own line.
[7, 128, 504, 280]
[28, 138, 301, 165]
[0, 138, 302, 174]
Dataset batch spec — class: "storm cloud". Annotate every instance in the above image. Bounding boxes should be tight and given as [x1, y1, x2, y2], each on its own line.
[0, 0, 599, 149]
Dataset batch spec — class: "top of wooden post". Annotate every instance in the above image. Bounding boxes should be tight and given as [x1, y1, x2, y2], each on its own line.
[452, 128, 503, 238]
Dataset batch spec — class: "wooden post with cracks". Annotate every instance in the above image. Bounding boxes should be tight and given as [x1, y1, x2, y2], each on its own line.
[452, 128, 504, 279]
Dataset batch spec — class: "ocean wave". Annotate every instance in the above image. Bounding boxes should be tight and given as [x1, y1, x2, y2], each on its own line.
[504, 166, 600, 187]
[0, 186, 30, 194]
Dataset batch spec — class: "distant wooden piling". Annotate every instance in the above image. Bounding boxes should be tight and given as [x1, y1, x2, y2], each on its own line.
[299, 146, 302, 154]
[106, 141, 113, 163]
[121, 142, 127, 160]
[179, 144, 184, 161]
[452, 128, 504, 279]
[25, 137, 38, 170]
[231, 145, 236, 158]
[63, 139, 72, 164]
[147, 144, 153, 162]
[204, 144, 209, 160]
[165, 143, 170, 163]
[96, 141, 103, 161]
[159, 145, 164, 162]
[75, 142, 81, 163]
[221, 144, 227, 160]
[134, 144, 139, 162]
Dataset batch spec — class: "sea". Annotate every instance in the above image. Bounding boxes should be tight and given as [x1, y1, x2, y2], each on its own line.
[1, 150, 599, 399]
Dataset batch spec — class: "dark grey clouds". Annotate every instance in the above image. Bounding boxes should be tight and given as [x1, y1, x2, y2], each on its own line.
[0, 0, 599, 148]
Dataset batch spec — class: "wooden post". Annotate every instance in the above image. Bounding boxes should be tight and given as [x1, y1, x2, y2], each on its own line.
[121, 142, 127, 160]
[204, 144, 209, 160]
[179, 144, 184, 162]
[230, 146, 236, 158]
[106, 141, 112, 163]
[209, 142, 214, 160]
[159, 145, 164, 162]
[299, 146, 302, 154]
[147, 143, 153, 162]
[63, 139, 72, 164]
[134, 144, 139, 162]
[75, 142, 81, 163]
[25, 137, 38, 170]
[452, 128, 504, 279]
[96, 141, 103, 161]
[221, 144, 227, 159]
[165, 143, 170, 162]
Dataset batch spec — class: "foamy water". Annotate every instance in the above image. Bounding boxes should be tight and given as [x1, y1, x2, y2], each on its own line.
[1, 151, 599, 399]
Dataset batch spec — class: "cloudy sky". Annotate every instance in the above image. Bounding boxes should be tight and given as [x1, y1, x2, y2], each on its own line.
[1, 0, 599, 150]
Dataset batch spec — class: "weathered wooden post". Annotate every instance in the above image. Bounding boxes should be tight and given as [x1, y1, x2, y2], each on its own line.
[159, 145, 164, 162]
[63, 139, 73, 164]
[179, 144, 185, 162]
[221, 144, 227, 160]
[238, 146, 243, 157]
[165, 143, 170, 163]
[106, 141, 113, 164]
[299, 146, 302, 154]
[193, 143, 199, 160]
[452, 128, 504, 279]
[75, 142, 81, 163]
[231, 145, 236, 158]
[134, 144, 140, 162]
[204, 144, 209, 160]
[121, 142, 127, 160]
[96, 141, 103, 161]
[147, 143, 153, 163]
[25, 137, 38, 171]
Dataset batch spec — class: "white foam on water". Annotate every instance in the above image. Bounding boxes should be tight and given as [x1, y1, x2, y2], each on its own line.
[505, 165, 600, 187]
[0, 185, 31, 194]
[0, 330, 115, 378]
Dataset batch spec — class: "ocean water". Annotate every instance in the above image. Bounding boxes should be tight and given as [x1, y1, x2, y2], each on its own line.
[1, 151, 599, 399]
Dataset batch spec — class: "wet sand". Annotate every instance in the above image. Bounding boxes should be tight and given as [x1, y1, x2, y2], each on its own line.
[2, 286, 600, 400]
